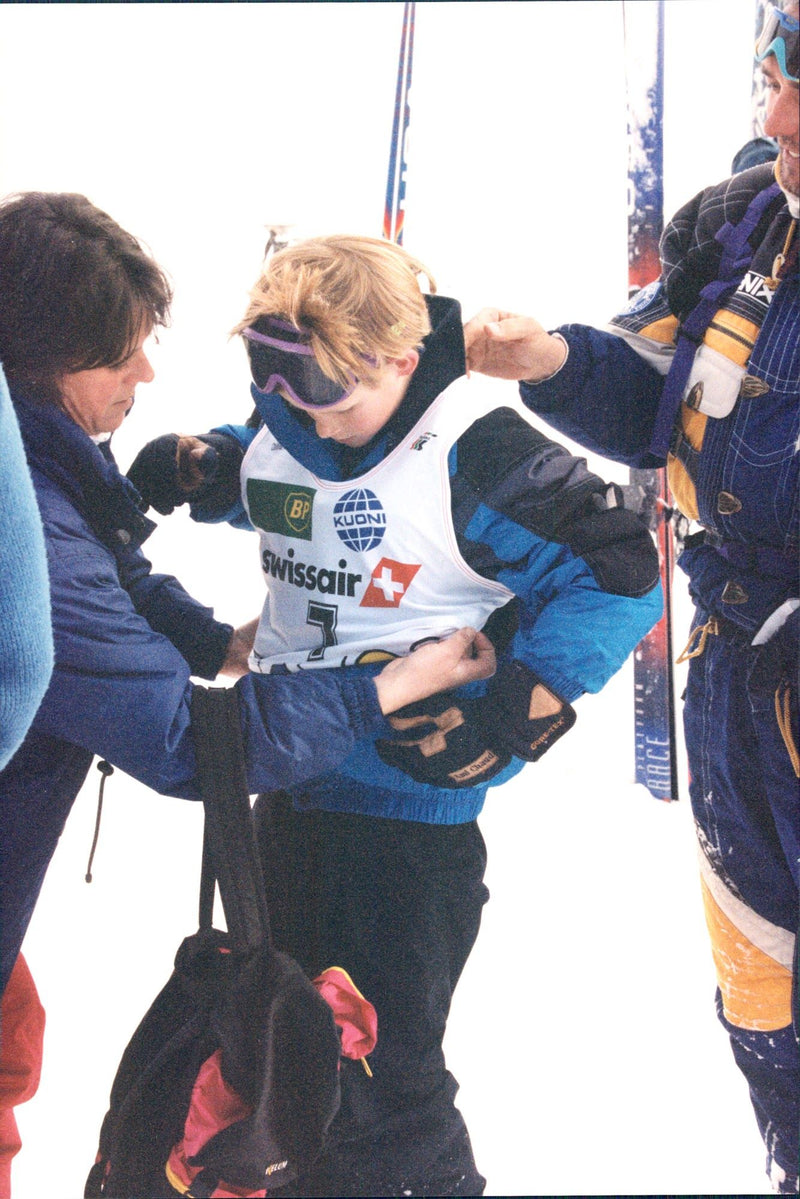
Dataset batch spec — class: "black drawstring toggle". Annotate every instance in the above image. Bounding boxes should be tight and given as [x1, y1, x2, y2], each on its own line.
[85, 759, 114, 883]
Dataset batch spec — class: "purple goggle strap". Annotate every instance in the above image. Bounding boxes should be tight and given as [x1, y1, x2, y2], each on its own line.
[241, 321, 356, 410]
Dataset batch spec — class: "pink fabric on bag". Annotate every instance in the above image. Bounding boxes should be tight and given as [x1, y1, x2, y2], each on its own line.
[312, 966, 378, 1064]
[165, 965, 376, 1196]
[165, 1050, 265, 1198]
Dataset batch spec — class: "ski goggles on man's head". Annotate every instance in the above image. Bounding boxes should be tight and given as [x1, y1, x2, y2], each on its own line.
[242, 317, 358, 410]
[755, 4, 799, 83]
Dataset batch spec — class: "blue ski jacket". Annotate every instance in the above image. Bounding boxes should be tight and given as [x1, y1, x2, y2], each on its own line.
[0, 393, 389, 994]
[184, 295, 662, 824]
[518, 165, 798, 639]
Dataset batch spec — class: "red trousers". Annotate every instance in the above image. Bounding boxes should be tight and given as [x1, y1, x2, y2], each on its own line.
[0, 956, 45, 1199]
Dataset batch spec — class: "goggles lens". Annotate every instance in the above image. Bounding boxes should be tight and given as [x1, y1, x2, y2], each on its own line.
[755, 5, 799, 82]
[243, 317, 357, 410]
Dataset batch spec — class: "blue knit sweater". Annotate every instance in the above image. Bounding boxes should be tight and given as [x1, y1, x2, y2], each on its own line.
[0, 366, 53, 769]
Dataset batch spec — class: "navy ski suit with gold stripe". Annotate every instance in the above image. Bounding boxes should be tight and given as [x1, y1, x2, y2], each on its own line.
[518, 164, 799, 1194]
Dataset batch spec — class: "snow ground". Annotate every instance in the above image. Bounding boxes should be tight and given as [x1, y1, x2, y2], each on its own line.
[1, 1, 776, 1194]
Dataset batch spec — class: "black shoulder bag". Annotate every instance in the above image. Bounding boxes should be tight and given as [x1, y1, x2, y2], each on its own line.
[85, 686, 343, 1199]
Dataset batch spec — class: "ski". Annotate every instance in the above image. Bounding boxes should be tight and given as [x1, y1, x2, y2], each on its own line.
[624, 0, 679, 802]
[382, 1, 415, 245]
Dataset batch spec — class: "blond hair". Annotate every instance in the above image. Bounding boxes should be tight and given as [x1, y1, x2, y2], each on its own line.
[234, 235, 436, 388]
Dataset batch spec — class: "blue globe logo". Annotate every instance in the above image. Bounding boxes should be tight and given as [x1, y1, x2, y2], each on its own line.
[332, 488, 387, 552]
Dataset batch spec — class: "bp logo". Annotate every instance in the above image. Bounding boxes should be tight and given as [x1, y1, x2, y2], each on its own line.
[284, 490, 312, 534]
[332, 488, 387, 552]
[246, 479, 315, 541]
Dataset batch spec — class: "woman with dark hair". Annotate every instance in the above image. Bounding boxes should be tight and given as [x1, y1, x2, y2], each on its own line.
[0, 192, 172, 404]
[0, 191, 494, 1193]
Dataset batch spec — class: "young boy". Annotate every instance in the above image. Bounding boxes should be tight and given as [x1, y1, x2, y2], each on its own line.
[130, 234, 662, 1196]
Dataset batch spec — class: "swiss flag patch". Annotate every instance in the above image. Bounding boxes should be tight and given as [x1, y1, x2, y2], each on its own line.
[360, 558, 421, 608]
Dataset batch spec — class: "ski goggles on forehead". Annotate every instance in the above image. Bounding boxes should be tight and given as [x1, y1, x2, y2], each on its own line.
[755, 5, 799, 82]
[242, 318, 358, 410]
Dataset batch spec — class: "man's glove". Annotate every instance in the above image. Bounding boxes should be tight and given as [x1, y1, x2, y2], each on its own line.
[127, 433, 240, 515]
[484, 660, 576, 761]
[375, 692, 512, 789]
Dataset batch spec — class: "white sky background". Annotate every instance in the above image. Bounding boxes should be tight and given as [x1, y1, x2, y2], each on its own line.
[0, 1, 773, 1195]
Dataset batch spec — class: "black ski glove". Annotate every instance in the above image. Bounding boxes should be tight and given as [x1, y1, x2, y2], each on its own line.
[128, 433, 189, 514]
[483, 660, 576, 762]
[128, 432, 242, 515]
[376, 663, 576, 788]
[375, 692, 512, 789]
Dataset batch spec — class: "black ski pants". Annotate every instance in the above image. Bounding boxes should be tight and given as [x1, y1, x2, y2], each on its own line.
[253, 791, 488, 1198]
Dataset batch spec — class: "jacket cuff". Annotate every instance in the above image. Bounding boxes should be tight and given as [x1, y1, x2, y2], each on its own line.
[520, 332, 570, 386]
[189, 619, 235, 680]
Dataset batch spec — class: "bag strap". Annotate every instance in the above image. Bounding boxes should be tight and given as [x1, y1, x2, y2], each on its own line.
[198, 822, 217, 933]
[190, 685, 272, 954]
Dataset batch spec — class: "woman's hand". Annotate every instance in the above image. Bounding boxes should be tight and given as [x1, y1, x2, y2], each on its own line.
[373, 628, 496, 715]
[218, 618, 259, 679]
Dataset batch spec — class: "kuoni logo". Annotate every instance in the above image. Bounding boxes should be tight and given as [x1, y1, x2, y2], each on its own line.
[360, 558, 420, 608]
[333, 488, 387, 552]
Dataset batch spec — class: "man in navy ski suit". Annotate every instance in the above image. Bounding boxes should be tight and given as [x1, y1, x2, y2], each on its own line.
[464, 5, 799, 1190]
[130, 233, 662, 1195]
